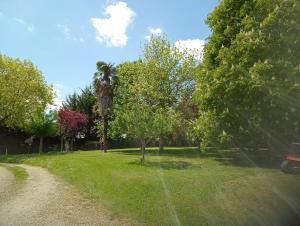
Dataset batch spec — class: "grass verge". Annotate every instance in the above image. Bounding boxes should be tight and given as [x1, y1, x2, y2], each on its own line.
[0, 164, 28, 182]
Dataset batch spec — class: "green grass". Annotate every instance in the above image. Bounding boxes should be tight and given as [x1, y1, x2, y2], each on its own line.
[1, 147, 300, 226]
[0, 164, 28, 182]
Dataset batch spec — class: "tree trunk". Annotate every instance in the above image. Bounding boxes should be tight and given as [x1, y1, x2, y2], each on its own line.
[65, 139, 70, 152]
[60, 136, 64, 152]
[39, 137, 43, 155]
[103, 115, 108, 152]
[198, 138, 201, 151]
[267, 135, 277, 162]
[159, 135, 164, 153]
[70, 139, 73, 151]
[140, 140, 146, 165]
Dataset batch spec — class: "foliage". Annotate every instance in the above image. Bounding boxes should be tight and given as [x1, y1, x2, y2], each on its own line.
[112, 62, 157, 147]
[195, 0, 300, 151]
[27, 111, 58, 153]
[28, 111, 57, 138]
[64, 86, 96, 116]
[63, 86, 97, 139]
[143, 36, 198, 144]
[113, 36, 198, 159]
[58, 109, 88, 150]
[0, 54, 53, 130]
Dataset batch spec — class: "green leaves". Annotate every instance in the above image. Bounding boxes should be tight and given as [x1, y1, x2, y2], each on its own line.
[28, 111, 57, 138]
[195, 0, 300, 149]
[0, 54, 53, 130]
[63, 86, 98, 139]
[112, 36, 198, 145]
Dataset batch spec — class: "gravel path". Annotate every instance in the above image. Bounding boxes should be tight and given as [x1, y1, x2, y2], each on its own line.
[0, 164, 133, 226]
[0, 166, 15, 202]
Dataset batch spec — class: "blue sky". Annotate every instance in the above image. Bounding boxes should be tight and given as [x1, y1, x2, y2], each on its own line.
[0, 0, 219, 106]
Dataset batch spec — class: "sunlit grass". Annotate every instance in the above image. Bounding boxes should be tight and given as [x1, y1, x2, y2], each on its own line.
[1, 147, 300, 226]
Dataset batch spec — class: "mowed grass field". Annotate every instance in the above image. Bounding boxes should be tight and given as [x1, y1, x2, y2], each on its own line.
[1, 147, 300, 226]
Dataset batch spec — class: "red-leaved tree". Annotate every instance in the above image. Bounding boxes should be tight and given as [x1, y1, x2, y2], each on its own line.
[58, 108, 88, 151]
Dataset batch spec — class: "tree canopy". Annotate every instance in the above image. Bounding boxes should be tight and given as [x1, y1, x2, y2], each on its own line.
[0, 54, 53, 130]
[195, 0, 300, 151]
[64, 86, 97, 139]
[28, 111, 57, 154]
[58, 109, 88, 151]
[112, 35, 198, 162]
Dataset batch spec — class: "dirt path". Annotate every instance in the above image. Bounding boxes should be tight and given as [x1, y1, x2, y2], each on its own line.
[0, 164, 133, 226]
[0, 166, 15, 202]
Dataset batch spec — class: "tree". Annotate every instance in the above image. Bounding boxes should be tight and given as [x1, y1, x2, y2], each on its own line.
[142, 35, 197, 151]
[112, 35, 198, 162]
[0, 54, 53, 130]
[28, 111, 57, 154]
[58, 109, 88, 151]
[63, 86, 98, 139]
[113, 61, 181, 163]
[195, 0, 300, 155]
[177, 95, 200, 148]
[112, 62, 150, 163]
[93, 61, 117, 152]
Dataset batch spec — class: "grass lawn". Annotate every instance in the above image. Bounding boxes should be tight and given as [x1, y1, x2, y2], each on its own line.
[1, 147, 300, 226]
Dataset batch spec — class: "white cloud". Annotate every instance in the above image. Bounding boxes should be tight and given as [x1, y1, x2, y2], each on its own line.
[47, 98, 63, 111]
[57, 23, 85, 43]
[14, 18, 35, 32]
[27, 25, 35, 32]
[57, 23, 71, 40]
[174, 39, 205, 61]
[47, 84, 65, 111]
[149, 27, 163, 36]
[91, 1, 136, 47]
[145, 27, 163, 41]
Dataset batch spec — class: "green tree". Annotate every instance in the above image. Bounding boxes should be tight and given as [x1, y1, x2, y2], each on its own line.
[195, 0, 300, 154]
[64, 93, 78, 112]
[93, 61, 117, 152]
[0, 54, 53, 130]
[64, 86, 98, 139]
[142, 35, 197, 151]
[28, 111, 57, 154]
[112, 61, 167, 163]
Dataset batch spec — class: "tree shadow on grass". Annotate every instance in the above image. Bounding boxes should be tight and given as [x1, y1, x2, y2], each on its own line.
[1, 147, 292, 171]
[128, 160, 194, 170]
[206, 148, 288, 170]
[112, 147, 209, 158]
[114, 147, 285, 170]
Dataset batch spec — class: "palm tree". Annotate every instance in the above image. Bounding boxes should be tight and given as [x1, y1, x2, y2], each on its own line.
[93, 61, 116, 152]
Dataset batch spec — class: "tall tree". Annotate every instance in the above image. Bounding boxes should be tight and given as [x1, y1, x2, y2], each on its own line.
[0, 54, 53, 130]
[142, 35, 197, 151]
[195, 0, 300, 155]
[112, 61, 173, 163]
[63, 86, 97, 139]
[93, 61, 117, 152]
